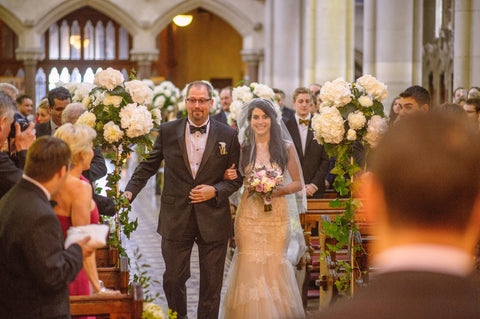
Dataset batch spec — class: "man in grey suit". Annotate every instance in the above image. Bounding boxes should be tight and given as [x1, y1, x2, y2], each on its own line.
[124, 81, 242, 319]
[313, 111, 480, 318]
[0, 136, 93, 318]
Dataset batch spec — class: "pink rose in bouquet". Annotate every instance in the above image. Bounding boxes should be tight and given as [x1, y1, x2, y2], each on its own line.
[245, 166, 283, 212]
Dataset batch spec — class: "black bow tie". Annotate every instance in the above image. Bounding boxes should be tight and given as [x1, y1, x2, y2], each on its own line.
[190, 124, 207, 134]
[49, 200, 58, 208]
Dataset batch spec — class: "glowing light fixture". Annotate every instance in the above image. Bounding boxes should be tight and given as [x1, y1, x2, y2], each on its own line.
[173, 15, 193, 27]
[69, 35, 89, 50]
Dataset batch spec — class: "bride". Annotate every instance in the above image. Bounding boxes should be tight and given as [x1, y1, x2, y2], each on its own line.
[220, 98, 306, 318]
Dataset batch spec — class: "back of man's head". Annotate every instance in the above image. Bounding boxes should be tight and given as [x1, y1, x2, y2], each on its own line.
[0, 91, 15, 119]
[24, 136, 71, 182]
[399, 85, 431, 108]
[47, 87, 71, 108]
[369, 111, 480, 232]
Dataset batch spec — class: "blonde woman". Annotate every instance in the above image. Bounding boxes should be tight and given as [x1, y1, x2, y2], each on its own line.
[53, 123, 118, 297]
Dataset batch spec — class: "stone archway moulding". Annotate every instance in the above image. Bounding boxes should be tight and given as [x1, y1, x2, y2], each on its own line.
[33, 0, 141, 36]
[0, 5, 26, 35]
[150, 0, 256, 40]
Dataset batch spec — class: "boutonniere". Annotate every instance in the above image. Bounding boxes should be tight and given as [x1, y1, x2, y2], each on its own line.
[218, 142, 227, 155]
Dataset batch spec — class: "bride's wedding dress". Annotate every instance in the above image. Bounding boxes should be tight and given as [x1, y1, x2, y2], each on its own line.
[220, 163, 305, 319]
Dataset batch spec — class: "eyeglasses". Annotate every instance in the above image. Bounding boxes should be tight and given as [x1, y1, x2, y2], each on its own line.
[186, 98, 212, 105]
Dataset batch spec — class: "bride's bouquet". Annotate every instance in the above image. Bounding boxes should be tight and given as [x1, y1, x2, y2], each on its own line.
[245, 166, 283, 212]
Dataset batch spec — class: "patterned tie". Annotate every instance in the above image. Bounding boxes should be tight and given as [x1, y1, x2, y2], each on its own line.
[189, 124, 207, 134]
[298, 118, 310, 126]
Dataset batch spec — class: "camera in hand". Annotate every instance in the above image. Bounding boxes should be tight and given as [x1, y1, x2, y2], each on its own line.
[8, 113, 30, 139]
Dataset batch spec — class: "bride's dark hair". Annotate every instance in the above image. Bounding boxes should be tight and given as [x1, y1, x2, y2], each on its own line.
[241, 98, 288, 172]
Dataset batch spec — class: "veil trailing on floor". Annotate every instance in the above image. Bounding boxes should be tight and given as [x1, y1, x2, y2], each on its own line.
[236, 98, 307, 265]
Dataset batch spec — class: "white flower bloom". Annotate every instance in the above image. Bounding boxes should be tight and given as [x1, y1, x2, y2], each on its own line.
[141, 79, 155, 88]
[356, 74, 388, 102]
[119, 103, 154, 138]
[103, 93, 123, 108]
[92, 90, 105, 106]
[151, 108, 162, 125]
[358, 95, 373, 107]
[311, 107, 345, 144]
[320, 78, 352, 107]
[252, 83, 275, 100]
[228, 100, 243, 123]
[178, 100, 186, 111]
[72, 82, 95, 102]
[82, 96, 91, 109]
[64, 82, 78, 96]
[232, 86, 253, 102]
[347, 129, 357, 141]
[347, 111, 367, 130]
[94, 67, 124, 90]
[364, 115, 388, 147]
[125, 80, 153, 105]
[76, 112, 96, 128]
[103, 121, 124, 143]
[154, 95, 166, 108]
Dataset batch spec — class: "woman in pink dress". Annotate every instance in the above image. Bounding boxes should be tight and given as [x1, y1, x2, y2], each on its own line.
[53, 123, 118, 296]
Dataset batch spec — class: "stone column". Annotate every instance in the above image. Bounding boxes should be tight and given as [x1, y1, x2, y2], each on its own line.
[303, 0, 317, 85]
[453, 0, 472, 90]
[365, 0, 422, 109]
[15, 48, 44, 107]
[264, 0, 302, 100]
[470, 1, 480, 86]
[130, 50, 158, 80]
[315, 0, 355, 83]
[241, 49, 263, 83]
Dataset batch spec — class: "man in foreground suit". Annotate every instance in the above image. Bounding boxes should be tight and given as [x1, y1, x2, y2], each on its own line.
[0, 136, 93, 318]
[313, 111, 480, 318]
[286, 87, 329, 198]
[124, 81, 242, 319]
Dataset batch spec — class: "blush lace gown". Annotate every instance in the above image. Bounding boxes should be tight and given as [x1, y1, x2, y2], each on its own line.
[220, 166, 305, 319]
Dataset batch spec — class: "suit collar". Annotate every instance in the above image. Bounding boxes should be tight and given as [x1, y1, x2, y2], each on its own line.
[176, 118, 193, 178]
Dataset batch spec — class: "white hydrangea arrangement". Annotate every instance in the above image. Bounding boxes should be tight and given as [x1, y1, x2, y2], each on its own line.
[228, 82, 278, 126]
[60, 82, 96, 102]
[150, 81, 181, 122]
[311, 75, 388, 150]
[77, 67, 161, 146]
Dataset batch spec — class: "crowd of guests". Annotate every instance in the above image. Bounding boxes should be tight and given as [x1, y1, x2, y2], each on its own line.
[1, 79, 480, 318]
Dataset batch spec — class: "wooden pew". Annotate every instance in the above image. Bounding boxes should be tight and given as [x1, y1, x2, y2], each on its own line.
[98, 255, 129, 294]
[96, 244, 119, 268]
[70, 282, 143, 319]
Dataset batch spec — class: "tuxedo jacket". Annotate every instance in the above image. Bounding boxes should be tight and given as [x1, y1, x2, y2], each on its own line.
[0, 179, 83, 318]
[125, 118, 242, 242]
[0, 151, 25, 199]
[313, 271, 480, 319]
[211, 110, 228, 125]
[285, 116, 330, 198]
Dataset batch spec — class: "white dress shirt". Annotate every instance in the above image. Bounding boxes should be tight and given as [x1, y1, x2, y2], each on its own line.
[185, 119, 210, 178]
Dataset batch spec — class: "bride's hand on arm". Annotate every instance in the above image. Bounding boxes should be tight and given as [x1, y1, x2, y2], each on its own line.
[223, 164, 237, 180]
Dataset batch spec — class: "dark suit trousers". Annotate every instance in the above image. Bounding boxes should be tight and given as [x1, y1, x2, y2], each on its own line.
[161, 210, 228, 319]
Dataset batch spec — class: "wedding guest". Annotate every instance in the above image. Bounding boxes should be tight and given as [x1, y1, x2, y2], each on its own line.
[36, 98, 50, 124]
[313, 111, 480, 319]
[398, 85, 431, 118]
[468, 86, 480, 99]
[274, 88, 295, 122]
[0, 82, 18, 101]
[36, 86, 71, 137]
[54, 123, 119, 296]
[0, 92, 35, 199]
[16, 94, 35, 122]
[309, 83, 322, 96]
[61, 102, 114, 217]
[285, 87, 329, 198]
[453, 86, 467, 104]
[0, 136, 93, 318]
[388, 96, 401, 126]
[124, 80, 242, 319]
[212, 86, 232, 125]
[462, 98, 480, 124]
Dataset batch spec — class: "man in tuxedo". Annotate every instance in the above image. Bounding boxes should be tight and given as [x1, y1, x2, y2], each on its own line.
[274, 88, 295, 122]
[35, 86, 71, 137]
[211, 86, 232, 125]
[285, 87, 329, 198]
[0, 136, 93, 318]
[124, 81, 242, 319]
[314, 112, 480, 318]
[0, 92, 35, 198]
